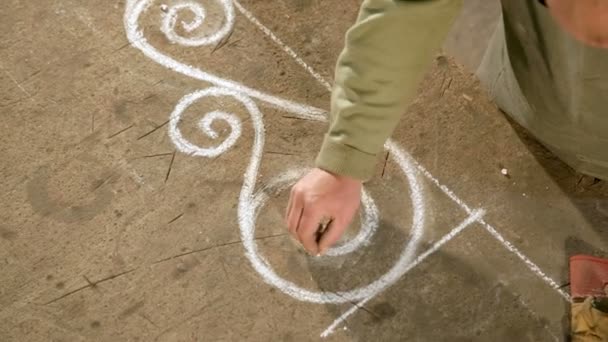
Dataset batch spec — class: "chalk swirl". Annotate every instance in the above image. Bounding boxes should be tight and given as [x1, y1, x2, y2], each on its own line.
[169, 89, 243, 157]
[160, 0, 235, 46]
[169, 88, 241, 158]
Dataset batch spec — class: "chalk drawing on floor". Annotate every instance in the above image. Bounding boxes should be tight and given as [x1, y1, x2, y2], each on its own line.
[123, 0, 569, 337]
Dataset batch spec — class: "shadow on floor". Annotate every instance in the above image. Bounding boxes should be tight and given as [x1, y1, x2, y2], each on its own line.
[307, 219, 556, 341]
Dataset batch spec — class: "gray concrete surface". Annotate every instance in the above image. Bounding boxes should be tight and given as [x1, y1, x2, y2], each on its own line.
[1, 0, 606, 341]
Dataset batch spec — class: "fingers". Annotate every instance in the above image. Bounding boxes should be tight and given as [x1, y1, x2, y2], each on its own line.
[285, 168, 361, 255]
[286, 188, 303, 239]
[318, 217, 349, 256]
[287, 186, 324, 255]
[296, 208, 323, 255]
[285, 189, 294, 226]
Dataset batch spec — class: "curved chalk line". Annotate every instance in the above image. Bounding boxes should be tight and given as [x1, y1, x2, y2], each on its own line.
[167, 86, 427, 304]
[125, 0, 326, 121]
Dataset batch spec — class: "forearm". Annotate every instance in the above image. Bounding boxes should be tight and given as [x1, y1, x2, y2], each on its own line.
[316, 0, 462, 180]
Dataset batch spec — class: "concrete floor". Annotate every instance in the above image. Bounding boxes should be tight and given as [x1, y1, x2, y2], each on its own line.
[1, 0, 607, 341]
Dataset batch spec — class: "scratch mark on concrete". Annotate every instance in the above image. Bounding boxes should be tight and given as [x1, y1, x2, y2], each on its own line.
[108, 124, 135, 139]
[139, 313, 159, 328]
[152, 233, 289, 265]
[135, 152, 174, 160]
[93, 173, 114, 191]
[381, 152, 390, 178]
[320, 285, 380, 320]
[82, 275, 96, 288]
[210, 26, 234, 54]
[267, 150, 297, 156]
[164, 151, 176, 183]
[44, 268, 137, 305]
[441, 77, 453, 97]
[168, 213, 184, 224]
[226, 38, 243, 48]
[137, 119, 169, 140]
[0, 63, 33, 98]
[281, 114, 320, 121]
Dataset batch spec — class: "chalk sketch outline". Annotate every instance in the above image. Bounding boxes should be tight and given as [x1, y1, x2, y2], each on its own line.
[126, 0, 433, 305]
[123, 0, 570, 337]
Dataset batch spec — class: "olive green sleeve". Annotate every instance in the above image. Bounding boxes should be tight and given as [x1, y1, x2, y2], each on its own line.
[315, 0, 462, 180]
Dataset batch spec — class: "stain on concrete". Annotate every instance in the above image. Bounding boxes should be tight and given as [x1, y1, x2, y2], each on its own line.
[119, 301, 145, 319]
[26, 158, 114, 223]
[0, 226, 17, 241]
[289, 0, 313, 12]
[371, 302, 397, 322]
[113, 99, 130, 123]
[172, 257, 201, 279]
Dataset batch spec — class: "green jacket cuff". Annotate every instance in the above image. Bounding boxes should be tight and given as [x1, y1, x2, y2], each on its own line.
[315, 137, 377, 181]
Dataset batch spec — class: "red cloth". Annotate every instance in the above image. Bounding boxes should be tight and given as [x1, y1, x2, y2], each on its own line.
[570, 255, 608, 299]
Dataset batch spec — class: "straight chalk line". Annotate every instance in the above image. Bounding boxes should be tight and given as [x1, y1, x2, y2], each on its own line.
[233, 0, 333, 93]
[478, 218, 571, 302]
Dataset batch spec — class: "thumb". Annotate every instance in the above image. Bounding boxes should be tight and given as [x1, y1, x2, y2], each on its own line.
[318, 217, 349, 256]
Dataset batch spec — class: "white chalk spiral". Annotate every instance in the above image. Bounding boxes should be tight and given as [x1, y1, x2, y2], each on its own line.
[169, 89, 243, 158]
[161, 0, 235, 46]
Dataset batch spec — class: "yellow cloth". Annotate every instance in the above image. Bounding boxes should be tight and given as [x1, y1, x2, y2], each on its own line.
[571, 297, 608, 341]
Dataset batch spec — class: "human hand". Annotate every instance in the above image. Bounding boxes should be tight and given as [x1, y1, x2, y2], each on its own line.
[286, 168, 362, 255]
